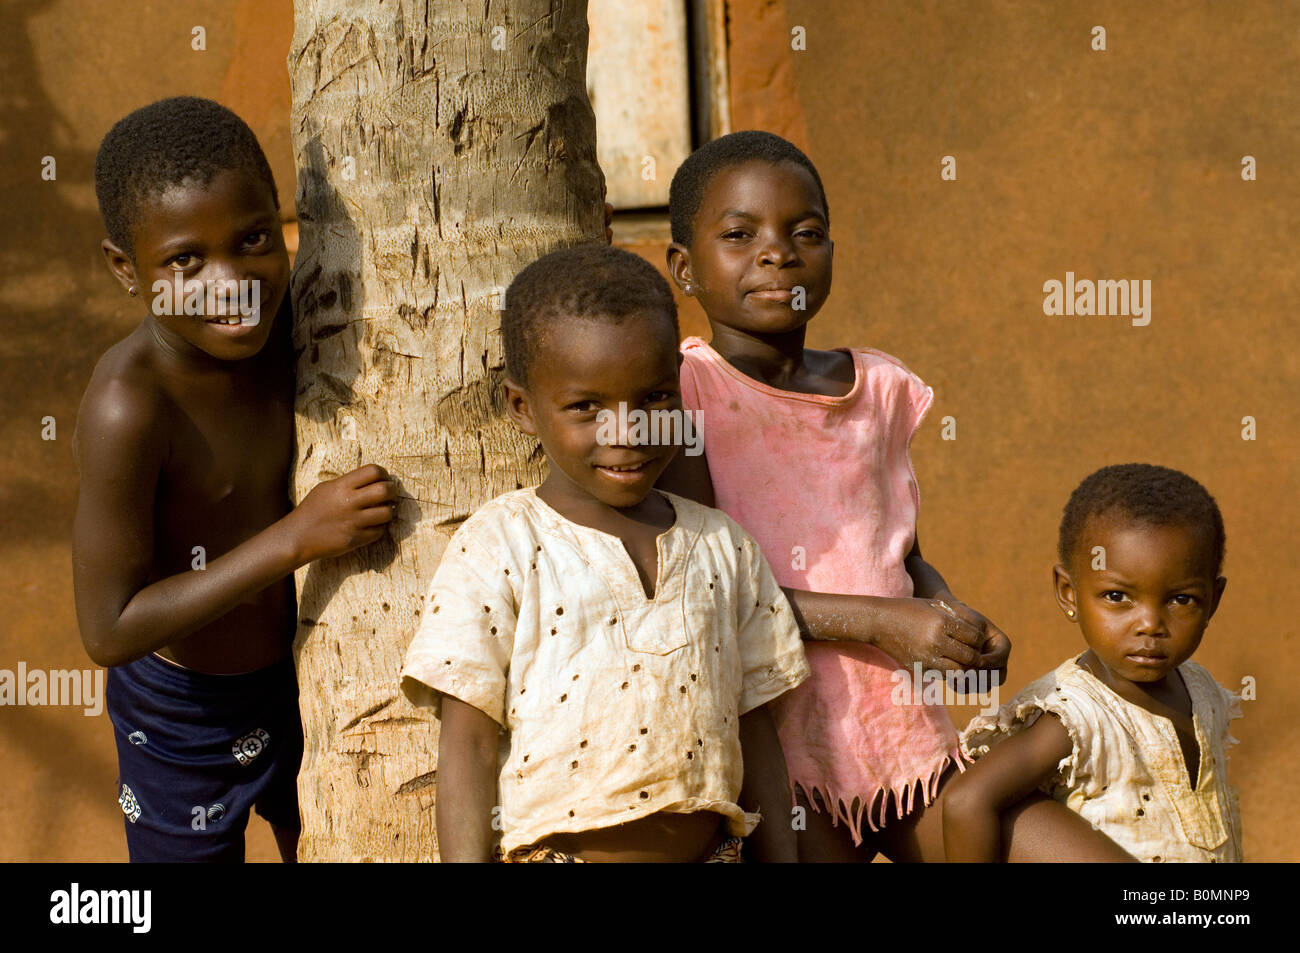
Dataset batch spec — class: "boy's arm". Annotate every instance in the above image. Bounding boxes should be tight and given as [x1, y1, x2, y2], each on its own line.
[436, 696, 501, 862]
[942, 713, 1075, 862]
[72, 379, 397, 668]
[737, 703, 797, 862]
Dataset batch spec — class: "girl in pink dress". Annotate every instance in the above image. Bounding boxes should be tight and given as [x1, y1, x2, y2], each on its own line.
[658, 131, 1133, 861]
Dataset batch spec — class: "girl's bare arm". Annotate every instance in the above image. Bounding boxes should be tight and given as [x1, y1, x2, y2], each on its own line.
[657, 450, 986, 670]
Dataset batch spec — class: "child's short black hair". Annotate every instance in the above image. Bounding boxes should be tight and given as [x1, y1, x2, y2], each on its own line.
[668, 130, 829, 246]
[502, 244, 678, 386]
[1058, 463, 1226, 575]
[94, 96, 279, 260]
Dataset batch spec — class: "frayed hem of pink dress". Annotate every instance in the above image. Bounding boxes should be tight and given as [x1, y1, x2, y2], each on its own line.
[793, 745, 970, 846]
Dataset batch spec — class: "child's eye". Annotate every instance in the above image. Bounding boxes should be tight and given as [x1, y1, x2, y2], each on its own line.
[645, 390, 675, 404]
[567, 400, 598, 413]
[796, 228, 826, 240]
[720, 229, 749, 240]
[242, 230, 272, 250]
[1170, 594, 1198, 606]
[167, 253, 197, 271]
[1101, 590, 1127, 603]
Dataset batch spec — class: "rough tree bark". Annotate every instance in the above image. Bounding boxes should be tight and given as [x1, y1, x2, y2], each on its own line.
[288, 0, 604, 862]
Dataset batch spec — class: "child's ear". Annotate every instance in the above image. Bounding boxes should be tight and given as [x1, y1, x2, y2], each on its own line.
[100, 239, 138, 296]
[666, 243, 693, 294]
[1206, 576, 1228, 620]
[1052, 564, 1079, 622]
[502, 378, 538, 436]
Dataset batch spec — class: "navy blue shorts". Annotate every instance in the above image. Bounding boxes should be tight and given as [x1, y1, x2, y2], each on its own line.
[106, 652, 303, 862]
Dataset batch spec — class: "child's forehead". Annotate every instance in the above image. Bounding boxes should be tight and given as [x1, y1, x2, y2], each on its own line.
[703, 160, 824, 212]
[540, 311, 679, 377]
[1080, 512, 1217, 575]
[132, 169, 277, 237]
[145, 167, 274, 213]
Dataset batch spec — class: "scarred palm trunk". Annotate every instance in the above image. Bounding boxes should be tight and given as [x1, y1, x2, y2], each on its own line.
[288, 0, 603, 862]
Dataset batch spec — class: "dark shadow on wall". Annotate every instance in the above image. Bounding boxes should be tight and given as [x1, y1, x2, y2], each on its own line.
[0, 3, 133, 858]
[0, 0, 120, 546]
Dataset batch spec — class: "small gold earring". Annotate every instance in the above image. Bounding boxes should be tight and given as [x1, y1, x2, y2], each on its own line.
[1067, 609, 1076, 618]
[128, 285, 138, 296]
[683, 283, 694, 295]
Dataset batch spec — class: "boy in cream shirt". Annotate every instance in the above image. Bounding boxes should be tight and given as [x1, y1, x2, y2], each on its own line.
[401, 245, 808, 862]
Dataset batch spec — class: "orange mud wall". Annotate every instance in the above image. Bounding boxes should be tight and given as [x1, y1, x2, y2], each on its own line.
[749, 0, 1297, 862]
[0, 1, 295, 861]
[1, 1, 1294, 860]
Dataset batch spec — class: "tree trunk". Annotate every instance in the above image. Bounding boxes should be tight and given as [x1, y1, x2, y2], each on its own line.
[288, 0, 603, 862]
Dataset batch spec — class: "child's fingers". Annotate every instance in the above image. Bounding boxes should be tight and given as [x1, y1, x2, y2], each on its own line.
[345, 463, 391, 486]
[977, 631, 1011, 670]
[936, 632, 981, 668]
[352, 479, 400, 507]
[943, 615, 984, 648]
[357, 502, 398, 526]
[354, 525, 388, 548]
[976, 662, 1007, 688]
[933, 600, 988, 653]
[941, 599, 987, 632]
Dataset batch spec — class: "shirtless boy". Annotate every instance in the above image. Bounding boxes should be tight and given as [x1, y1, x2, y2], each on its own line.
[74, 97, 397, 861]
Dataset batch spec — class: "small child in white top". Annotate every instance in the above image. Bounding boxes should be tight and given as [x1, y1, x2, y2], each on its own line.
[401, 245, 809, 862]
[943, 464, 1243, 862]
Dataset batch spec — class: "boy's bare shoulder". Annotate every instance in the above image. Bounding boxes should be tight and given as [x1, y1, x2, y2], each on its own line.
[75, 328, 172, 461]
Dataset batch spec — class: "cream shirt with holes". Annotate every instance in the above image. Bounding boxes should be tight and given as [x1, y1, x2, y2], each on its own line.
[961, 655, 1243, 863]
[401, 488, 810, 854]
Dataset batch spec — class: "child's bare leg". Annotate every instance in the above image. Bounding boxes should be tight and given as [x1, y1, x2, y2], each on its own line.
[873, 765, 954, 863]
[793, 789, 879, 862]
[271, 823, 300, 863]
[875, 765, 1137, 862]
[999, 796, 1137, 862]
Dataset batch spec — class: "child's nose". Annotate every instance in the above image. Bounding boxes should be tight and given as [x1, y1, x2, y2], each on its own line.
[202, 262, 252, 314]
[1133, 603, 1170, 635]
[757, 235, 797, 266]
[205, 259, 243, 284]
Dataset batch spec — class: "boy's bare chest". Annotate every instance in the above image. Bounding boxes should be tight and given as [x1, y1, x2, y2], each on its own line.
[157, 378, 294, 534]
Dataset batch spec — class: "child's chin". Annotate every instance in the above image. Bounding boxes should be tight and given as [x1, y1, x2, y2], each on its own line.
[597, 486, 655, 509]
[196, 327, 271, 359]
[1117, 660, 1177, 682]
[585, 476, 655, 508]
[736, 304, 816, 333]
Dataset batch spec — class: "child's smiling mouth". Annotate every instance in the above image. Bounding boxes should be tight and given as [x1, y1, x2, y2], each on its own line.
[200, 293, 273, 332]
[205, 314, 260, 326]
[202, 312, 263, 335]
[594, 458, 655, 483]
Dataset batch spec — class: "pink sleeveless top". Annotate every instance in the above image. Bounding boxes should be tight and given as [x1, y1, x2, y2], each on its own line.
[679, 337, 962, 842]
